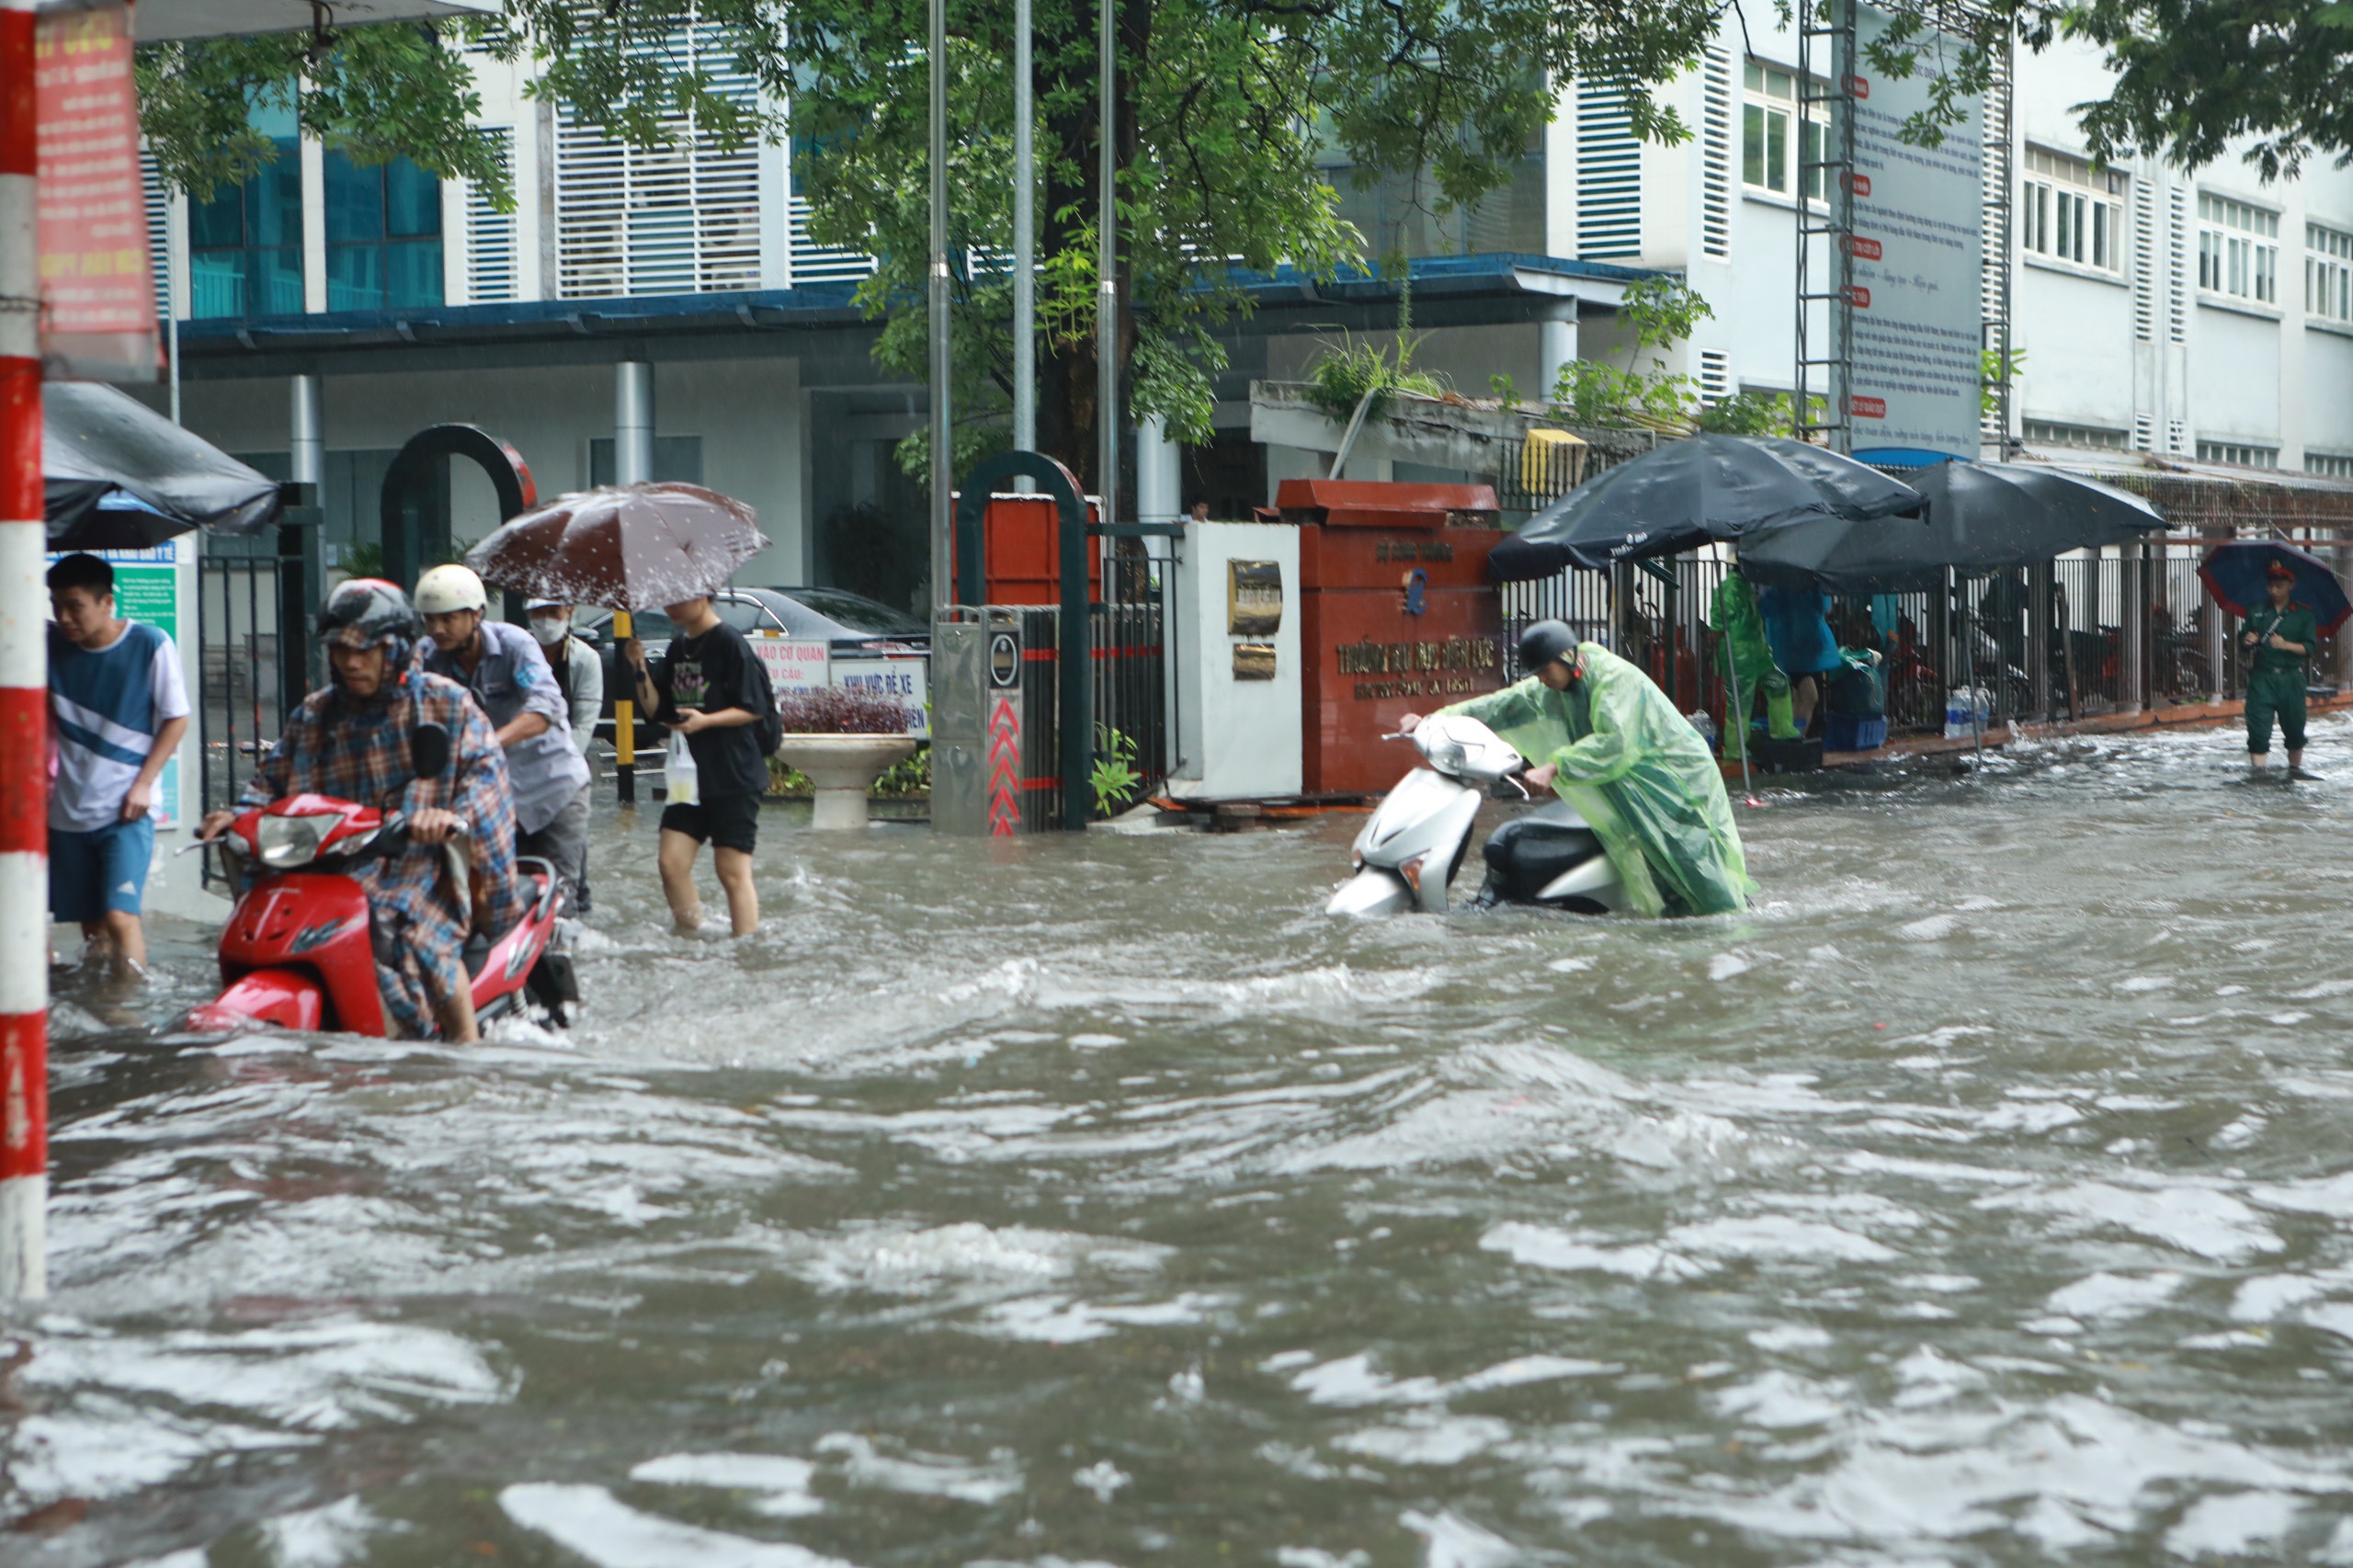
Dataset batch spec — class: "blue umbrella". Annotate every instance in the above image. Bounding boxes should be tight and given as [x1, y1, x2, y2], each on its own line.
[2199, 540, 2350, 636]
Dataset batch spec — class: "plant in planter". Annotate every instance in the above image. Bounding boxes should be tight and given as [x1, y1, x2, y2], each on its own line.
[773, 687, 918, 830]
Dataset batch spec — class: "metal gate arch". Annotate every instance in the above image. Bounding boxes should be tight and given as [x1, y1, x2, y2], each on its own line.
[380, 424, 539, 595]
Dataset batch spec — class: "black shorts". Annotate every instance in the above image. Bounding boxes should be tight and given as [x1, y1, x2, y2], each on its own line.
[661, 794, 761, 853]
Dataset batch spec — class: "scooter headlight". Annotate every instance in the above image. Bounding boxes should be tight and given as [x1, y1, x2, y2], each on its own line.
[256, 812, 337, 869]
[1397, 853, 1427, 892]
[1423, 740, 1466, 777]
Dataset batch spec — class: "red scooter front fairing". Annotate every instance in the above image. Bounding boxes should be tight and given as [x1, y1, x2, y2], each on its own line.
[187, 794, 566, 1040]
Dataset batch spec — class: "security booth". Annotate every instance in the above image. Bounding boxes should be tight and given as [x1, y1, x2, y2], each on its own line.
[1280, 480, 1510, 798]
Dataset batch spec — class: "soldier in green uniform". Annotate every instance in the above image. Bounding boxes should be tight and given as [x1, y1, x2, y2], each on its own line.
[2243, 559, 2319, 775]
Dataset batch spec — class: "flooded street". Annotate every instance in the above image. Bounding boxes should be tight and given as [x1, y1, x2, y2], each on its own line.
[17, 717, 2353, 1566]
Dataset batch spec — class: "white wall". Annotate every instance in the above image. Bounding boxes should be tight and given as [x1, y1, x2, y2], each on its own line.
[166, 358, 813, 581]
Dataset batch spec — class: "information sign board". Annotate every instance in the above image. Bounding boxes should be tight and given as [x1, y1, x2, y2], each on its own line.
[1838, 5, 1985, 458]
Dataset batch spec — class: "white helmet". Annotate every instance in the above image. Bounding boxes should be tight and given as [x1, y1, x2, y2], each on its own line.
[415, 563, 489, 616]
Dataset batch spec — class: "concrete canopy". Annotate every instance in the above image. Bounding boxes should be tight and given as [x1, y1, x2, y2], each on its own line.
[37, 0, 498, 41]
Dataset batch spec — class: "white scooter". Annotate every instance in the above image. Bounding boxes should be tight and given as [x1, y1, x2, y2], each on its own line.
[1328, 715, 1629, 917]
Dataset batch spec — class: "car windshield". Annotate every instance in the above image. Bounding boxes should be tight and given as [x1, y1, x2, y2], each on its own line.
[778, 588, 925, 636]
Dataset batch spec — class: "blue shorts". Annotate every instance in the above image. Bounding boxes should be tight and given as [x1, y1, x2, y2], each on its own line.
[51, 818, 155, 925]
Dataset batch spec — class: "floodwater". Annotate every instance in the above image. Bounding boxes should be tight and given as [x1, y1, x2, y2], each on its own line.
[15, 717, 2353, 1566]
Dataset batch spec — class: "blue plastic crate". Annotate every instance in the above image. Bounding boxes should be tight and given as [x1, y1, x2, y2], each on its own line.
[1824, 711, 1888, 753]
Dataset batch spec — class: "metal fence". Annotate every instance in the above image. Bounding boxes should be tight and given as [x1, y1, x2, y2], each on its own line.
[1498, 538, 2343, 744]
[1004, 595, 1167, 829]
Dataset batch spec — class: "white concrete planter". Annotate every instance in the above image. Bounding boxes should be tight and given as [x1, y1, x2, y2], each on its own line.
[779, 733, 917, 830]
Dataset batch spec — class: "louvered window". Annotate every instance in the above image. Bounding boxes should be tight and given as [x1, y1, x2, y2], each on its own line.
[1699, 51, 1732, 260]
[467, 128, 518, 303]
[1576, 82, 1641, 259]
[1698, 349, 1733, 404]
[142, 148, 171, 321]
[555, 13, 761, 298]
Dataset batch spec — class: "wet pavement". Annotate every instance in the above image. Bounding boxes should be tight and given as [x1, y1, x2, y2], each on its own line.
[15, 716, 2353, 1566]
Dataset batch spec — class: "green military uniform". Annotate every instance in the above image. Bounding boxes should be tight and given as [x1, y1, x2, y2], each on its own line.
[1710, 573, 1797, 762]
[2243, 600, 2318, 756]
[1440, 642, 1756, 917]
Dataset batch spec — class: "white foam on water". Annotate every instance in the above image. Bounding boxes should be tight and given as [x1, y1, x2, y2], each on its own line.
[1335, 1413, 1512, 1466]
[500, 1483, 856, 1568]
[2164, 1491, 2302, 1559]
[631, 1453, 823, 1517]
[2044, 1271, 2183, 1323]
[814, 1432, 1021, 1505]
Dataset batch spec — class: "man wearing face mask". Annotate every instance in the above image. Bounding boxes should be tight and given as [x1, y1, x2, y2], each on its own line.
[414, 566, 593, 915]
[526, 599, 604, 912]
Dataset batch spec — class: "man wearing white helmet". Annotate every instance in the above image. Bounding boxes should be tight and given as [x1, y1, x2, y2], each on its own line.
[415, 565, 593, 912]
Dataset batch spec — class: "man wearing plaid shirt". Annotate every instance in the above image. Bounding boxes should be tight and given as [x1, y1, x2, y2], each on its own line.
[199, 581, 522, 1040]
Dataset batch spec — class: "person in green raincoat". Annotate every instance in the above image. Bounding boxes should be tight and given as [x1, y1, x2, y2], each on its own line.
[2243, 559, 2318, 775]
[1402, 620, 1756, 917]
[1711, 572, 1797, 760]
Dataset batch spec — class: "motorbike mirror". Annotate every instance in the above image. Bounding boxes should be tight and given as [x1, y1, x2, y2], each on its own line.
[409, 722, 451, 778]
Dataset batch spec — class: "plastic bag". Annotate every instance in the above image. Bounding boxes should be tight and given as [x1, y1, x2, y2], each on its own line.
[1943, 687, 1991, 739]
[1710, 573, 1797, 760]
[1441, 642, 1756, 917]
[665, 731, 700, 805]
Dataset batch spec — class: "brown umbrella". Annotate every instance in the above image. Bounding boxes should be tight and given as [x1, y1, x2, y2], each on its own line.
[464, 482, 772, 609]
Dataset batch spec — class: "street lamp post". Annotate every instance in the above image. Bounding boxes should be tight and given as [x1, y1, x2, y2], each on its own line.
[927, 0, 952, 615]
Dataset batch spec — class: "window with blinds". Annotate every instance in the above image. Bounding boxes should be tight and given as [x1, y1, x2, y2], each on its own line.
[1575, 82, 1642, 259]
[554, 15, 761, 299]
[468, 128, 519, 303]
[142, 149, 171, 321]
[1699, 51, 1732, 260]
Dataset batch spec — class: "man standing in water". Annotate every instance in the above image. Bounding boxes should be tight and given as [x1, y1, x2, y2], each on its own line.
[1400, 619, 1755, 917]
[2244, 559, 2319, 776]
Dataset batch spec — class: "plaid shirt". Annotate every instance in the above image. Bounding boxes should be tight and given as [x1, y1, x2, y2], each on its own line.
[242, 670, 522, 1037]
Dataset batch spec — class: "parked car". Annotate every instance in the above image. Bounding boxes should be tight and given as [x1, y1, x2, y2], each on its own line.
[575, 587, 929, 747]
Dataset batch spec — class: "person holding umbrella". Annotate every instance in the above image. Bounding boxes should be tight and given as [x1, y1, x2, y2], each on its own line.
[2242, 559, 2318, 776]
[623, 596, 773, 938]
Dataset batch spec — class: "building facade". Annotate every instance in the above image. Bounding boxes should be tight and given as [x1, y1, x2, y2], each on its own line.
[142, 18, 2353, 617]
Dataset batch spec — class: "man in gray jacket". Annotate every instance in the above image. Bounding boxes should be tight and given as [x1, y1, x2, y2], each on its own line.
[415, 566, 593, 913]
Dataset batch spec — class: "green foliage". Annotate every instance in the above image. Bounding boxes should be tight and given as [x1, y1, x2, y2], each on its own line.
[1090, 723, 1143, 817]
[1489, 374, 1519, 413]
[1302, 331, 1448, 426]
[1617, 277, 1713, 362]
[1981, 347, 2026, 416]
[337, 541, 386, 578]
[1552, 360, 1699, 429]
[1696, 391, 1803, 437]
[135, 22, 511, 206]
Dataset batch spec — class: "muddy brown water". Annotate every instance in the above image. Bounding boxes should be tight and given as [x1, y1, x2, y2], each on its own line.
[14, 716, 2353, 1566]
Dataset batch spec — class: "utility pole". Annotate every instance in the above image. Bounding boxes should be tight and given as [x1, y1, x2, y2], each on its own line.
[0, 0, 49, 1302]
[927, 0, 953, 613]
[1012, 0, 1035, 460]
[1095, 0, 1117, 541]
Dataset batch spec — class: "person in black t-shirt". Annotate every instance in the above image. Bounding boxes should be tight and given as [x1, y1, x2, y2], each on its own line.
[622, 596, 770, 936]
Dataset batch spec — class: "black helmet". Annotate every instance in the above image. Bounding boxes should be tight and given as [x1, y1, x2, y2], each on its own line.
[1517, 619, 1577, 675]
[318, 577, 418, 653]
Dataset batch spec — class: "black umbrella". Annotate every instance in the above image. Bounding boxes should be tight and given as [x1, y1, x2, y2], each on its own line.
[1738, 460, 2165, 593]
[44, 381, 281, 549]
[1488, 434, 1923, 581]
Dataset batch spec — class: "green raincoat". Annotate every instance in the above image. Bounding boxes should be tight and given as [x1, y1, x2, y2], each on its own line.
[1711, 574, 1797, 760]
[1441, 642, 1757, 917]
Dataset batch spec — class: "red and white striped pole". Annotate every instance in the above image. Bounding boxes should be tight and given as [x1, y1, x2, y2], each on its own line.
[0, 0, 50, 1301]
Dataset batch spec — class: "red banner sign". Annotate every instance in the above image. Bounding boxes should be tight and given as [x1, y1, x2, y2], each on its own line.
[35, 4, 156, 381]
[1850, 395, 1887, 419]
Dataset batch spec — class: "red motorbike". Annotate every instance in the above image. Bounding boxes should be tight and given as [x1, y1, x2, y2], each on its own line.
[184, 726, 573, 1037]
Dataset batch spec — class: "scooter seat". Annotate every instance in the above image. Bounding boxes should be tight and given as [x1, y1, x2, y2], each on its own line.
[1481, 813, 1605, 903]
[462, 931, 492, 978]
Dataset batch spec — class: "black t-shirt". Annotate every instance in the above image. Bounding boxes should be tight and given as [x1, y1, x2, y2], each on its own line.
[652, 622, 771, 800]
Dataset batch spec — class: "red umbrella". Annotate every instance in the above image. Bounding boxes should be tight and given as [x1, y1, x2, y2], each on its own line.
[464, 483, 772, 610]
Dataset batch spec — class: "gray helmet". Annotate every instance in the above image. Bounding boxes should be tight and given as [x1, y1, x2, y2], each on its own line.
[1517, 619, 1577, 675]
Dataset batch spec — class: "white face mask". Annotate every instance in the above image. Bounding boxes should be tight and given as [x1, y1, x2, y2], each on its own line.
[529, 615, 570, 647]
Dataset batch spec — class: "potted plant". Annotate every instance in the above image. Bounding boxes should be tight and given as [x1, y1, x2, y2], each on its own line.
[774, 687, 918, 830]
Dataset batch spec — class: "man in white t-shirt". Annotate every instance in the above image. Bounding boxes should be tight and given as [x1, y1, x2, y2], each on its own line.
[47, 553, 190, 976]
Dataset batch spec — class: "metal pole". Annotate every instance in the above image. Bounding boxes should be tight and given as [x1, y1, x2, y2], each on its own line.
[1012, 0, 1035, 458]
[613, 361, 654, 804]
[927, 0, 953, 615]
[1096, 0, 1117, 535]
[0, 0, 50, 1301]
[166, 194, 181, 425]
[290, 373, 323, 491]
